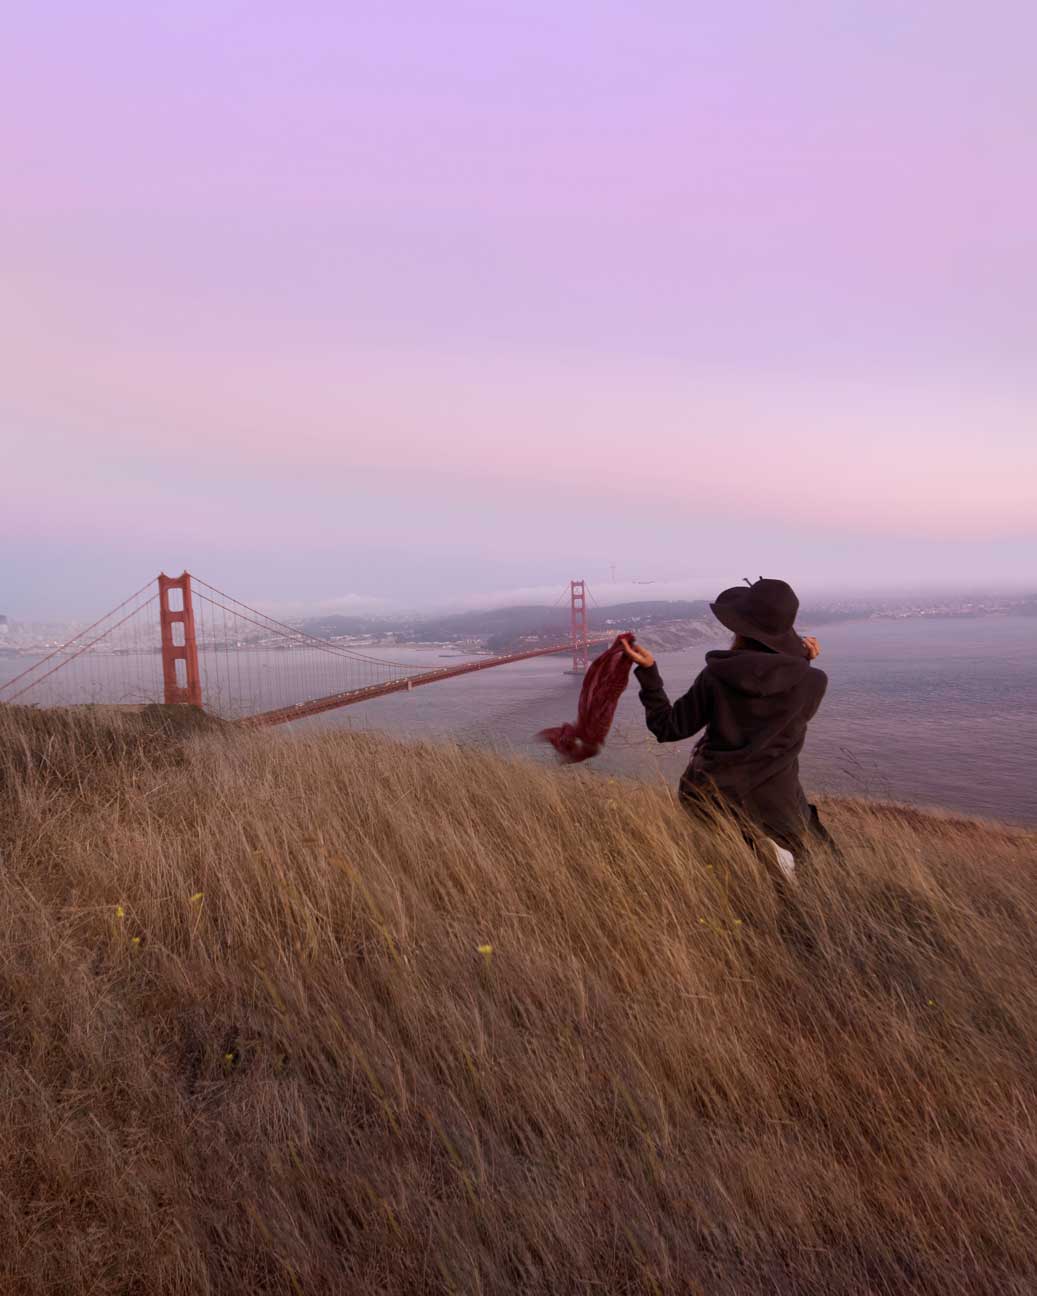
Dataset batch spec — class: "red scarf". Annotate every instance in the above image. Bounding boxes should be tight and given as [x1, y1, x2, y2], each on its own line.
[538, 634, 635, 763]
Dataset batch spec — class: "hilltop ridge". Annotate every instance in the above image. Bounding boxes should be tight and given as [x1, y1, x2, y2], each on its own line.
[302, 598, 716, 652]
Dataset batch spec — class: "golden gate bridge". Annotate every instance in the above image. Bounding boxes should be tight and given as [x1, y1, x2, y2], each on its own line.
[0, 573, 609, 727]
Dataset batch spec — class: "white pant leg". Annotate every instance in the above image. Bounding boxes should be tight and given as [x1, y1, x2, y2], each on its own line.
[764, 836, 796, 880]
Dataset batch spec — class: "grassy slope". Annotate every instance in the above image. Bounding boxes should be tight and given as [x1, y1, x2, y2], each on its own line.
[1, 705, 1035, 1295]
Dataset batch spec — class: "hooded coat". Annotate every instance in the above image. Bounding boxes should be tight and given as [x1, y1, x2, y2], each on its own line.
[634, 649, 827, 850]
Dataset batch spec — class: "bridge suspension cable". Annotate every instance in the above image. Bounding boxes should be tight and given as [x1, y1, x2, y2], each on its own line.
[189, 581, 426, 720]
[0, 582, 163, 708]
[190, 577, 422, 669]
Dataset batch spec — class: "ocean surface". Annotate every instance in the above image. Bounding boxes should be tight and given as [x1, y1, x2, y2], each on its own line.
[3, 616, 1036, 825]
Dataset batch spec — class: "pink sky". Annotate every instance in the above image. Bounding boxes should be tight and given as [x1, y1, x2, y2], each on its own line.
[4, 2, 1036, 616]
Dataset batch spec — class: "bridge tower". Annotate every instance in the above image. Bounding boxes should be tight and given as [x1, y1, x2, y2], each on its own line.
[569, 579, 589, 674]
[158, 572, 202, 707]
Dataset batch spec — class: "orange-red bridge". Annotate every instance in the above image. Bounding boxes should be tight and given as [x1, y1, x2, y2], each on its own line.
[0, 573, 610, 726]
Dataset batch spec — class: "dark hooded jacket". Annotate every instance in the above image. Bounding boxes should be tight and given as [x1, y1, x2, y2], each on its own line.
[634, 649, 827, 850]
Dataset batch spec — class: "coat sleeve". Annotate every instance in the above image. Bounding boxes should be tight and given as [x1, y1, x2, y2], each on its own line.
[633, 663, 711, 743]
[802, 667, 828, 723]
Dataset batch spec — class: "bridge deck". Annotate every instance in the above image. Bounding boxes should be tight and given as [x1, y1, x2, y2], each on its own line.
[237, 637, 612, 728]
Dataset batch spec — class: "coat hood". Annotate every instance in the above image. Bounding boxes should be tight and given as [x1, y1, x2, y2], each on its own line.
[704, 648, 811, 697]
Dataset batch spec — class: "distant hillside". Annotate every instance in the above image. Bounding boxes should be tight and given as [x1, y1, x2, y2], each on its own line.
[304, 599, 712, 647]
[301, 593, 1037, 650]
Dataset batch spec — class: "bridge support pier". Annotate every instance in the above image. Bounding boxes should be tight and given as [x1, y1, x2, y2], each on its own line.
[158, 572, 203, 707]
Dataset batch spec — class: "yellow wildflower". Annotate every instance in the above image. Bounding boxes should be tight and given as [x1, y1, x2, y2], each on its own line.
[189, 892, 204, 904]
[115, 905, 125, 919]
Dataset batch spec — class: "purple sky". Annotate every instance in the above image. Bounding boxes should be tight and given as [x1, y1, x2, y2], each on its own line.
[5, 2, 1036, 618]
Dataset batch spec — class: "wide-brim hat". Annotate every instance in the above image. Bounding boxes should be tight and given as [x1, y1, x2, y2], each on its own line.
[709, 579, 804, 657]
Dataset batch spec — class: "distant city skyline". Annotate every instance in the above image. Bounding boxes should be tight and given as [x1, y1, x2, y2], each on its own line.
[5, 2, 1037, 618]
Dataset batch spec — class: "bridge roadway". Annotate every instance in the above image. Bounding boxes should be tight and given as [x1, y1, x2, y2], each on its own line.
[237, 636, 614, 728]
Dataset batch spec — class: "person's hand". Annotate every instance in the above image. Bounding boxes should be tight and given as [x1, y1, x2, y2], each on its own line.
[621, 636, 655, 668]
[802, 636, 821, 661]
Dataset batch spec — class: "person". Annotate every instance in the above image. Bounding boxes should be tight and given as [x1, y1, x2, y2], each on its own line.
[621, 578, 835, 867]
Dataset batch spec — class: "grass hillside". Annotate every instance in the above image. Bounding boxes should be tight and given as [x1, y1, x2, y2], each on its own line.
[1, 704, 1035, 1295]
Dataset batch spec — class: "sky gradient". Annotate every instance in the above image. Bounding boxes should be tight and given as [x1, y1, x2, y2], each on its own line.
[4, 2, 1036, 617]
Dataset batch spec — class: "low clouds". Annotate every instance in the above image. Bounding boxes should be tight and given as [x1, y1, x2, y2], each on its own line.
[259, 593, 394, 619]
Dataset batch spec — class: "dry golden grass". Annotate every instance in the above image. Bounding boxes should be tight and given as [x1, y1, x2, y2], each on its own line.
[1, 703, 1036, 1295]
